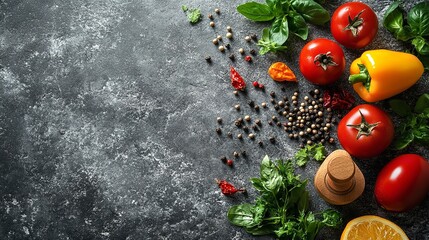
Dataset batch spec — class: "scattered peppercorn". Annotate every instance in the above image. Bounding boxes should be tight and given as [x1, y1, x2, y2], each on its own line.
[227, 26, 232, 32]
[248, 133, 255, 139]
[233, 90, 238, 96]
[229, 54, 235, 61]
[254, 105, 260, 111]
[218, 45, 225, 52]
[255, 119, 261, 126]
[227, 132, 232, 138]
[250, 34, 257, 40]
[205, 56, 212, 63]
[217, 117, 222, 124]
[226, 159, 233, 166]
[245, 36, 251, 42]
[210, 21, 215, 27]
[261, 102, 267, 108]
[208, 14, 213, 20]
[241, 151, 247, 157]
[234, 104, 240, 111]
[216, 128, 222, 134]
[244, 55, 252, 62]
[244, 115, 251, 122]
[233, 151, 239, 157]
[258, 83, 264, 89]
[249, 49, 256, 55]
[258, 141, 263, 147]
[242, 126, 249, 132]
[237, 133, 243, 139]
[226, 32, 233, 39]
[220, 156, 227, 163]
[238, 48, 244, 54]
[217, 35, 222, 41]
[269, 136, 276, 143]
[215, 8, 220, 14]
[225, 43, 231, 49]
[252, 81, 259, 87]
[248, 100, 255, 107]
[270, 91, 276, 98]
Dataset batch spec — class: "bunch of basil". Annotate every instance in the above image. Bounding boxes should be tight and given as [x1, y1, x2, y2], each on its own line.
[383, 1, 429, 70]
[237, 0, 330, 54]
[227, 156, 341, 240]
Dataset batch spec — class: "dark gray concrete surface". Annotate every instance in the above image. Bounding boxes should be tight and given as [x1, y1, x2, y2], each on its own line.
[0, 0, 428, 239]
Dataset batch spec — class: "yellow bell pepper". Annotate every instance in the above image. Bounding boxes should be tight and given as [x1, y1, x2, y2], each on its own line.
[349, 49, 424, 102]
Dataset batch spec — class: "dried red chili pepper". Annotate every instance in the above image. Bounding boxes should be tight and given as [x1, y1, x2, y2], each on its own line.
[323, 89, 355, 110]
[216, 179, 246, 196]
[230, 67, 246, 91]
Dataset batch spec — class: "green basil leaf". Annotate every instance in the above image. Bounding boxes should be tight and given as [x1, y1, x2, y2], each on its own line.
[412, 36, 429, 55]
[270, 16, 289, 45]
[383, 1, 404, 33]
[266, 0, 285, 17]
[228, 203, 258, 227]
[290, 0, 330, 25]
[288, 11, 308, 40]
[415, 93, 429, 113]
[389, 99, 412, 117]
[418, 53, 429, 71]
[393, 130, 414, 150]
[260, 155, 277, 180]
[237, 2, 275, 22]
[408, 1, 429, 37]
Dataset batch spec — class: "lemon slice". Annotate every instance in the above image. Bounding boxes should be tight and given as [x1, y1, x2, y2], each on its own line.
[341, 215, 409, 240]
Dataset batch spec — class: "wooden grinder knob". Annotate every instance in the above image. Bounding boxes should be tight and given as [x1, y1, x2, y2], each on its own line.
[314, 150, 365, 205]
[326, 156, 356, 194]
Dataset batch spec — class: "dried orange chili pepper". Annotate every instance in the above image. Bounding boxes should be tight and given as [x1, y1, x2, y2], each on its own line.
[268, 62, 297, 82]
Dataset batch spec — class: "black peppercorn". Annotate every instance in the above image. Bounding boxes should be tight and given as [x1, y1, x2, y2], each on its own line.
[227, 132, 232, 138]
[248, 100, 255, 107]
[254, 105, 260, 111]
[270, 91, 276, 98]
[252, 125, 258, 131]
[241, 150, 247, 156]
[205, 56, 212, 63]
[270, 98, 276, 104]
[235, 120, 242, 127]
[281, 87, 286, 92]
[250, 34, 257, 40]
[274, 104, 279, 110]
[268, 121, 273, 126]
[233, 151, 239, 157]
[272, 116, 278, 122]
[220, 156, 227, 163]
[269, 136, 276, 143]
[255, 119, 261, 126]
[217, 117, 222, 124]
[243, 126, 249, 132]
[250, 49, 256, 55]
[216, 128, 222, 134]
[276, 122, 282, 127]
[225, 43, 231, 49]
[258, 141, 263, 147]
[229, 54, 235, 61]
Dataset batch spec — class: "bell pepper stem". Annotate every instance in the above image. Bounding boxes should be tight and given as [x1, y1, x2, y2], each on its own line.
[349, 73, 369, 84]
[348, 64, 371, 91]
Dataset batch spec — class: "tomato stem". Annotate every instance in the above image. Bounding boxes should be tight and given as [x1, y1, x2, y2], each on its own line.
[344, 10, 365, 37]
[346, 110, 380, 139]
[313, 51, 338, 70]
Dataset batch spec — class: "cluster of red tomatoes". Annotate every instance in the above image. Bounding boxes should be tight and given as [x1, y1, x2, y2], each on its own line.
[298, 2, 429, 212]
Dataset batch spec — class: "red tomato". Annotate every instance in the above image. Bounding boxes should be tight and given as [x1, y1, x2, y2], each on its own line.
[299, 38, 345, 85]
[337, 104, 394, 158]
[331, 2, 378, 49]
[375, 154, 429, 212]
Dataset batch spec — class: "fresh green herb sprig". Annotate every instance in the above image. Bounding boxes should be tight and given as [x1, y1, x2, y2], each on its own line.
[383, 1, 429, 70]
[294, 143, 326, 167]
[237, 0, 330, 54]
[389, 93, 429, 149]
[227, 156, 341, 240]
[182, 5, 202, 24]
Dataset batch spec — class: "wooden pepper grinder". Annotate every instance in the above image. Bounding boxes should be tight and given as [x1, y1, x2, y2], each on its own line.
[314, 149, 365, 205]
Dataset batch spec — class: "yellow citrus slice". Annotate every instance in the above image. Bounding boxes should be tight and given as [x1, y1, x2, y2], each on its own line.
[340, 215, 409, 240]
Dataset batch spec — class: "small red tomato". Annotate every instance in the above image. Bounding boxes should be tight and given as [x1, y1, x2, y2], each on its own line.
[299, 38, 345, 85]
[331, 2, 378, 49]
[375, 154, 429, 212]
[337, 104, 394, 158]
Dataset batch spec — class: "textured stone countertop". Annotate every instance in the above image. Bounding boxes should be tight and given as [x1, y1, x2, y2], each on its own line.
[0, 0, 428, 239]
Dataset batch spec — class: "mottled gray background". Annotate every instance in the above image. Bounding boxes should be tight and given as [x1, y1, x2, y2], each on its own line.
[0, 0, 428, 239]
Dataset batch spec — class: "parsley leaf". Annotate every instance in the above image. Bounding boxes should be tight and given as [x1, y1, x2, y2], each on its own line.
[294, 143, 327, 167]
[228, 155, 341, 240]
[181, 5, 202, 24]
